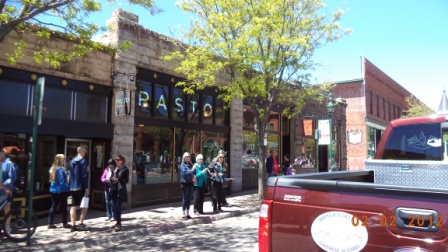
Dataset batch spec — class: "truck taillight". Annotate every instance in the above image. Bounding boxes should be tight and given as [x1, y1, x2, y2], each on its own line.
[259, 200, 273, 252]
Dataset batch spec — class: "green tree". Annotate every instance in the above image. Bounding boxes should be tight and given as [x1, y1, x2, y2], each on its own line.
[0, 0, 161, 67]
[403, 95, 435, 118]
[164, 0, 350, 200]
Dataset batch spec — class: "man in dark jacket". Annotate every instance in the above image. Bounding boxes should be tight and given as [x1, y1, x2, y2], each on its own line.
[266, 150, 279, 177]
[69, 146, 90, 232]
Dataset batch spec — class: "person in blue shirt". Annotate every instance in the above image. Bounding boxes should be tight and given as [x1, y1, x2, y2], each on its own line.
[0, 147, 16, 233]
[180, 152, 196, 220]
[69, 146, 90, 232]
[48, 154, 71, 229]
[193, 154, 209, 215]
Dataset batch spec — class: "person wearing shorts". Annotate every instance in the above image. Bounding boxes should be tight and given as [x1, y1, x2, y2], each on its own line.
[69, 146, 90, 232]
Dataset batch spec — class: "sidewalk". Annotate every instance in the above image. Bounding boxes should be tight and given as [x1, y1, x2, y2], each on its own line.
[1, 189, 260, 251]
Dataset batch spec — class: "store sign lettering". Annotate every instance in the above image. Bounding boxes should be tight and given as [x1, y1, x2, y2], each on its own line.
[138, 91, 213, 116]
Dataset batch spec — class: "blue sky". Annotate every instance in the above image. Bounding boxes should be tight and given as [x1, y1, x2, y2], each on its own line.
[96, 0, 448, 110]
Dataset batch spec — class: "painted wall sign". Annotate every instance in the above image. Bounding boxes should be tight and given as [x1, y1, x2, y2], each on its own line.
[311, 211, 368, 252]
[347, 128, 362, 144]
[138, 91, 213, 117]
[115, 89, 131, 116]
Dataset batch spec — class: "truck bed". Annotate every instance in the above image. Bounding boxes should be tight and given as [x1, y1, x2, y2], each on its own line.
[265, 171, 448, 251]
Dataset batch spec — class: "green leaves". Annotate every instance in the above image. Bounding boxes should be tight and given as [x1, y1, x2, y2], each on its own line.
[166, 0, 348, 109]
[1, 0, 158, 67]
[403, 95, 435, 117]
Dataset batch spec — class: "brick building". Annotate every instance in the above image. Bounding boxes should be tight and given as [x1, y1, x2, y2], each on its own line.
[332, 57, 412, 170]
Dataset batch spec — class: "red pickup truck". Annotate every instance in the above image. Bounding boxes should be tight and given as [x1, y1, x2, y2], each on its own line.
[259, 114, 448, 252]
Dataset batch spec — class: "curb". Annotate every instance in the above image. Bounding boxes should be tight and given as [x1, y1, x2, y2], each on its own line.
[32, 206, 260, 252]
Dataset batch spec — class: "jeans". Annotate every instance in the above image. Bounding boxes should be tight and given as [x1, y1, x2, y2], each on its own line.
[181, 184, 194, 212]
[48, 192, 68, 225]
[104, 190, 115, 219]
[111, 194, 123, 225]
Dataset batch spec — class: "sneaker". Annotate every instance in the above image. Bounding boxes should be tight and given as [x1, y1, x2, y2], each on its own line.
[186, 215, 192, 219]
[70, 225, 77, 232]
[182, 216, 188, 220]
[63, 224, 72, 229]
[48, 224, 57, 229]
[76, 224, 90, 231]
[105, 217, 111, 221]
[214, 210, 220, 214]
[114, 224, 122, 231]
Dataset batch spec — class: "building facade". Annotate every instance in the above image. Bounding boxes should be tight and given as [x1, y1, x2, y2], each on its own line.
[0, 9, 347, 213]
[332, 57, 412, 170]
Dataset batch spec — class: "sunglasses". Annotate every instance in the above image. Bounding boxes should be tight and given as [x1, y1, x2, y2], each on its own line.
[115, 158, 121, 161]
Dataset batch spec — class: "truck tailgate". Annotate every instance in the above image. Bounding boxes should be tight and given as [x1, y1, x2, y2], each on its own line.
[270, 184, 448, 251]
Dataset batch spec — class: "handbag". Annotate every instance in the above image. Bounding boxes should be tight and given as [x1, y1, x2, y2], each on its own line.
[80, 195, 89, 208]
[192, 175, 197, 184]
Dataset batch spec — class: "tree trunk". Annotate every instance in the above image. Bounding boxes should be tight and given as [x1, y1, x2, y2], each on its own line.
[0, 24, 18, 44]
[257, 122, 268, 201]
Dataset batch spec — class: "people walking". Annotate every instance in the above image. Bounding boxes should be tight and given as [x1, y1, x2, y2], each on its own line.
[193, 154, 208, 215]
[208, 153, 225, 213]
[48, 154, 71, 229]
[180, 152, 195, 220]
[110, 154, 129, 231]
[101, 158, 116, 221]
[69, 146, 90, 232]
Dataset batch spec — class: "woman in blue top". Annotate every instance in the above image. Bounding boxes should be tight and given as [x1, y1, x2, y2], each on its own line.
[48, 154, 71, 229]
[180, 152, 196, 220]
[193, 154, 209, 215]
[208, 153, 225, 213]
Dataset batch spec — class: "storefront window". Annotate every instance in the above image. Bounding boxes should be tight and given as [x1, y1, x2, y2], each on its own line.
[216, 98, 226, 126]
[267, 133, 279, 153]
[0, 80, 30, 116]
[202, 131, 227, 165]
[76, 92, 108, 123]
[268, 112, 280, 131]
[302, 139, 316, 168]
[202, 95, 214, 125]
[136, 80, 152, 114]
[154, 84, 169, 119]
[367, 126, 375, 157]
[0, 132, 29, 193]
[187, 93, 200, 123]
[172, 87, 187, 121]
[242, 130, 259, 169]
[43, 87, 72, 120]
[133, 125, 174, 184]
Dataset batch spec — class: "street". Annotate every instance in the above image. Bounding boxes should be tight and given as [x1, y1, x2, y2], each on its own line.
[90, 211, 259, 252]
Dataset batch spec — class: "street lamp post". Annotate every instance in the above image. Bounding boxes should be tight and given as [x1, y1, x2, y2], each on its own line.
[326, 100, 335, 172]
